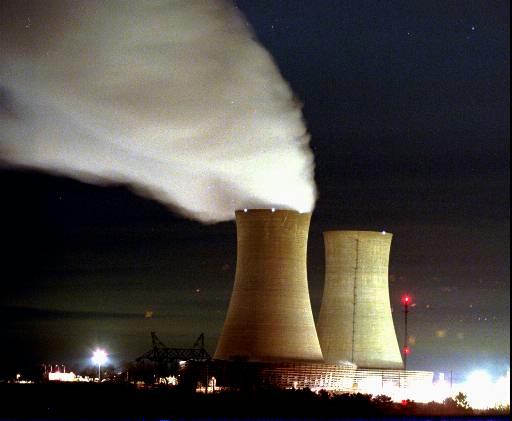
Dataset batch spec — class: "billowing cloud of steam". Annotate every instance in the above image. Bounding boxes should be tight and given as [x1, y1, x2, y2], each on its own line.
[0, 0, 316, 222]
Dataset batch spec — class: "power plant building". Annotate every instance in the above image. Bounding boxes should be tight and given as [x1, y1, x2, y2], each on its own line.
[214, 209, 323, 363]
[316, 231, 403, 369]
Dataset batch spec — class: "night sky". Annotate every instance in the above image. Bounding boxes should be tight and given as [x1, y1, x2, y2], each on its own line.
[1, 1, 509, 381]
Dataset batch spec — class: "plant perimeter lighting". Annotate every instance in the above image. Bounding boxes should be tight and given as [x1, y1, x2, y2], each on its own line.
[91, 349, 108, 366]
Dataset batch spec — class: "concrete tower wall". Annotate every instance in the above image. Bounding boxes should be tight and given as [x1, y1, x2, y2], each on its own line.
[316, 231, 403, 369]
[214, 209, 323, 363]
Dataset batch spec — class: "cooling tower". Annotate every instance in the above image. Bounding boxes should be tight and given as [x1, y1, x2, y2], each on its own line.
[214, 209, 323, 363]
[316, 231, 403, 369]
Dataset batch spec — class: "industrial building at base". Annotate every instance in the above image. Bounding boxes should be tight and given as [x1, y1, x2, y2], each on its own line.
[213, 208, 432, 392]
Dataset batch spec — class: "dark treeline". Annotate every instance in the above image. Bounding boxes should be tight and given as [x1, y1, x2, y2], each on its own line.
[1, 383, 510, 419]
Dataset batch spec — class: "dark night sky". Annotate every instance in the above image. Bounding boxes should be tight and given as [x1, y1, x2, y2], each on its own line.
[1, 1, 509, 381]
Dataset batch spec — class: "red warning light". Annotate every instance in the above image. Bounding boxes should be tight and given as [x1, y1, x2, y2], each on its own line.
[403, 345, 411, 355]
[402, 295, 412, 306]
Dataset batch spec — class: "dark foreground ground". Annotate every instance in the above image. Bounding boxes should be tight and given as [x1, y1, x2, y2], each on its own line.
[0, 383, 509, 420]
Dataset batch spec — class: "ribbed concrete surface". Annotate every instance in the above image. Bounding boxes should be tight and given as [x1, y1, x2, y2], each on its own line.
[316, 231, 403, 369]
[214, 209, 323, 363]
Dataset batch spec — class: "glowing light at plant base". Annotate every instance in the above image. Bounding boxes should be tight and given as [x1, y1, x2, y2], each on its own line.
[460, 370, 510, 410]
[48, 372, 77, 382]
[336, 368, 510, 410]
[403, 369, 511, 409]
[91, 349, 108, 366]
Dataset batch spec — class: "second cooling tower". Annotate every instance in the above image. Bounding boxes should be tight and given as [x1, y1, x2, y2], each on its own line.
[214, 209, 323, 363]
[316, 231, 403, 369]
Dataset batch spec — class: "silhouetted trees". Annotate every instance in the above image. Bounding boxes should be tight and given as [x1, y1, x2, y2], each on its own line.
[0, 382, 509, 419]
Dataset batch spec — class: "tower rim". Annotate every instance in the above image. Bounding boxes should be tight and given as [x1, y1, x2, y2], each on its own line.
[323, 230, 393, 238]
[235, 208, 311, 215]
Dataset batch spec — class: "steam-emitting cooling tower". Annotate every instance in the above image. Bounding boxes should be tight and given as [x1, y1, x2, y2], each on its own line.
[214, 209, 323, 363]
[316, 231, 403, 369]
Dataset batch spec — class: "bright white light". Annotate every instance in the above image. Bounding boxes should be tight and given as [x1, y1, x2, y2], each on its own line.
[467, 369, 492, 385]
[345, 367, 511, 409]
[49, 372, 76, 382]
[271, 208, 276, 212]
[243, 208, 248, 212]
[91, 349, 108, 366]
[462, 369, 495, 409]
[381, 230, 386, 235]
[493, 370, 511, 408]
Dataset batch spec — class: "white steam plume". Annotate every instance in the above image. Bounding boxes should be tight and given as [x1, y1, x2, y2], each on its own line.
[0, 0, 316, 222]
